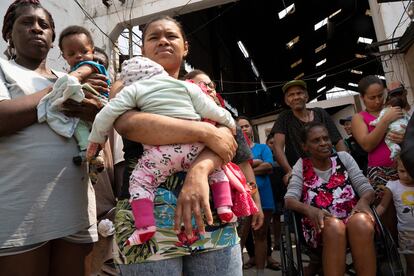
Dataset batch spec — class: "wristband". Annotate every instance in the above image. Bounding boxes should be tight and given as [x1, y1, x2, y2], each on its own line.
[248, 181, 258, 195]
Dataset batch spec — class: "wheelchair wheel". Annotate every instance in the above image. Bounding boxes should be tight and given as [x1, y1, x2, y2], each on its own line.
[372, 208, 404, 276]
[280, 224, 298, 276]
[280, 211, 303, 276]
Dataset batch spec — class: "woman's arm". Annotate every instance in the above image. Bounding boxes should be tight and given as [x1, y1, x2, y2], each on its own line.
[252, 160, 273, 175]
[285, 197, 332, 232]
[336, 152, 374, 214]
[273, 133, 293, 182]
[238, 161, 264, 230]
[0, 86, 52, 136]
[284, 159, 332, 232]
[115, 111, 237, 163]
[285, 198, 311, 216]
[283, 160, 306, 213]
[110, 79, 238, 162]
[376, 188, 392, 216]
[335, 140, 347, 152]
[352, 109, 403, 152]
[253, 145, 274, 175]
[353, 189, 375, 215]
[338, 152, 372, 196]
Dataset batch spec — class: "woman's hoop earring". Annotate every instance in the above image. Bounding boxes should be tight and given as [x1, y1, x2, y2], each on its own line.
[6, 47, 16, 60]
[7, 39, 16, 60]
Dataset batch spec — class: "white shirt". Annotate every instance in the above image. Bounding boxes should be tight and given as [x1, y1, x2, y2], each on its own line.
[386, 180, 414, 231]
[0, 58, 96, 248]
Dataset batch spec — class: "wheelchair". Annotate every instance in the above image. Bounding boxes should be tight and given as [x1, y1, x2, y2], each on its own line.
[279, 208, 404, 276]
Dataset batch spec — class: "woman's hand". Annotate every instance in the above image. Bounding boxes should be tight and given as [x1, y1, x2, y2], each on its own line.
[252, 159, 263, 168]
[173, 148, 222, 238]
[250, 193, 264, 230]
[352, 190, 374, 220]
[174, 164, 213, 237]
[86, 142, 103, 160]
[83, 73, 109, 94]
[352, 197, 373, 218]
[0, 86, 52, 136]
[387, 125, 407, 144]
[282, 170, 292, 186]
[61, 90, 103, 122]
[203, 125, 237, 164]
[306, 206, 332, 233]
[383, 106, 404, 125]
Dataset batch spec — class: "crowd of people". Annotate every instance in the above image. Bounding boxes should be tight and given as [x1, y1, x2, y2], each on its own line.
[0, 1, 413, 276]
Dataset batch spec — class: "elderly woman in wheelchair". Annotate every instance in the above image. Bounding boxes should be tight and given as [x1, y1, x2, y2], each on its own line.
[284, 122, 376, 276]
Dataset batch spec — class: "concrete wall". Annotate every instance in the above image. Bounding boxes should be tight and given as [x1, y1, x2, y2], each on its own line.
[256, 120, 276, 144]
[404, 44, 414, 101]
[79, 0, 236, 61]
[375, 1, 411, 38]
[0, 0, 235, 72]
[368, 0, 413, 105]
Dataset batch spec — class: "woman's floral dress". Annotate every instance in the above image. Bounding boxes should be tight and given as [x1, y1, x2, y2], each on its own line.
[301, 155, 358, 248]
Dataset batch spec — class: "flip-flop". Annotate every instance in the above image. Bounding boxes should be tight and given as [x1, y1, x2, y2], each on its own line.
[266, 261, 281, 271]
[242, 262, 255, 269]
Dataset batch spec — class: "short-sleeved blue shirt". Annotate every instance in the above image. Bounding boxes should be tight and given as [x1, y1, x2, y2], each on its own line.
[252, 143, 275, 211]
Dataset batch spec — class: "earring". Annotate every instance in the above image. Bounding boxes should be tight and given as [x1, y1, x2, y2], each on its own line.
[7, 39, 16, 60]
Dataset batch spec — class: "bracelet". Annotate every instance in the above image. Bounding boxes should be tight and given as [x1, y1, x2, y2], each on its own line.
[248, 181, 258, 195]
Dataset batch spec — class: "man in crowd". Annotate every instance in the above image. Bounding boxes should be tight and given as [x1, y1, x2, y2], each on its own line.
[270, 79, 347, 183]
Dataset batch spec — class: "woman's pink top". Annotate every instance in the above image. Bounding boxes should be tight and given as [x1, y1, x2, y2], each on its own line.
[359, 111, 394, 167]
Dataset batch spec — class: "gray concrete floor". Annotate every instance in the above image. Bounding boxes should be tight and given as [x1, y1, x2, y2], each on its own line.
[242, 246, 408, 276]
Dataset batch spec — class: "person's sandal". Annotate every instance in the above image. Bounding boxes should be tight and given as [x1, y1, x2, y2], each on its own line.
[242, 261, 255, 269]
[266, 261, 281, 271]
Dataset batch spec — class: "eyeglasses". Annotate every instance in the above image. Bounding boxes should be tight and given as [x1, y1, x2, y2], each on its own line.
[198, 81, 216, 90]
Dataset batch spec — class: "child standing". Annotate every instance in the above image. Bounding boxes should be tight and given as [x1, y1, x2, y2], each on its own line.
[377, 158, 414, 276]
[87, 56, 257, 246]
